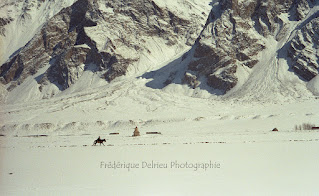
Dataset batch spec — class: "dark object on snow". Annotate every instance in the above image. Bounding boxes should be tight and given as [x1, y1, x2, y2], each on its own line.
[133, 127, 140, 136]
[109, 133, 119, 135]
[25, 134, 48, 137]
[146, 132, 162, 134]
[312, 127, 319, 130]
[272, 128, 279, 132]
[93, 137, 106, 146]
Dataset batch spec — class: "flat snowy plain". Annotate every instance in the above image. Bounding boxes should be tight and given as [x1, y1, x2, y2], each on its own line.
[0, 73, 319, 195]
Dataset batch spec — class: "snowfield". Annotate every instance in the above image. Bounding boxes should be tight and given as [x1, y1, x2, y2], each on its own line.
[1, 141, 319, 195]
[1, 71, 319, 195]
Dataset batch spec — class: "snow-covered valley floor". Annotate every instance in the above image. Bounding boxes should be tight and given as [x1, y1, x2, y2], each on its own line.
[1, 141, 319, 195]
[1, 76, 319, 195]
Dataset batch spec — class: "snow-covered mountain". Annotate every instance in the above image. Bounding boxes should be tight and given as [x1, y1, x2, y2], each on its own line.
[1, 2, 319, 194]
[0, 0, 210, 103]
[182, 0, 319, 98]
[0, 0, 319, 104]
[0, 0, 77, 66]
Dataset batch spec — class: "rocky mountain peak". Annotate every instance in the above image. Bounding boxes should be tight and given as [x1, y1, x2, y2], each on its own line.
[181, 0, 319, 94]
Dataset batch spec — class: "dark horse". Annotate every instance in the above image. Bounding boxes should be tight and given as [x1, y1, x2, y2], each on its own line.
[93, 138, 106, 146]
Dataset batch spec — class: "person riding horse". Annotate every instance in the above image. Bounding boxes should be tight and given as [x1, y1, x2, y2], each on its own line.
[93, 136, 106, 146]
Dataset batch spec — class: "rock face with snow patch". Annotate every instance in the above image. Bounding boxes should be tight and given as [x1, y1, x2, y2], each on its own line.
[1, 0, 101, 91]
[0, 17, 13, 36]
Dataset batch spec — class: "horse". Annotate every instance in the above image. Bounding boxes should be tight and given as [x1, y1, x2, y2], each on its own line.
[93, 138, 106, 146]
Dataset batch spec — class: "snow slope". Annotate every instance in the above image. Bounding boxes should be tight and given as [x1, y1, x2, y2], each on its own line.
[0, 0, 77, 65]
[307, 75, 319, 95]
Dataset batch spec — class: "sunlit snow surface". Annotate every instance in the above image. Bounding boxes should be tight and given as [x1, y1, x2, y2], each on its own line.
[1, 74, 319, 195]
[0, 0, 319, 195]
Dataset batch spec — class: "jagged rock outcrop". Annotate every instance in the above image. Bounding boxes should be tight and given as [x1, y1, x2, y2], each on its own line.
[288, 16, 319, 81]
[182, 72, 200, 89]
[0, 17, 13, 36]
[0, 0, 208, 93]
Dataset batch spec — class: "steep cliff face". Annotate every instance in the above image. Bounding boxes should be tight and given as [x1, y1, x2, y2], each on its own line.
[288, 16, 319, 81]
[183, 0, 319, 94]
[0, 0, 209, 99]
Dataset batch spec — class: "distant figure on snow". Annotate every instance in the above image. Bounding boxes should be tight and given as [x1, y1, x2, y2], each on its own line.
[133, 126, 140, 136]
